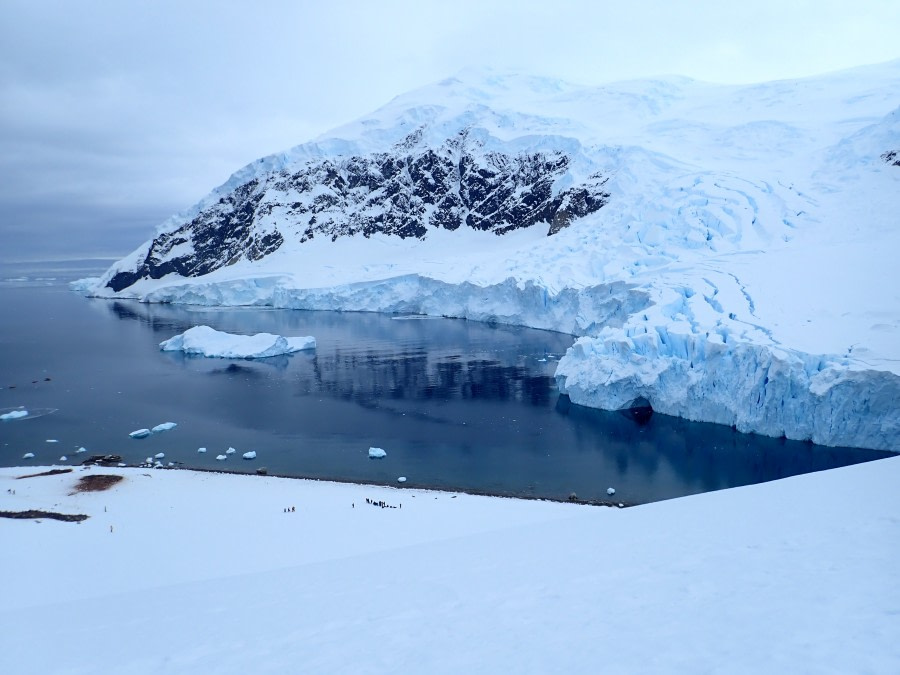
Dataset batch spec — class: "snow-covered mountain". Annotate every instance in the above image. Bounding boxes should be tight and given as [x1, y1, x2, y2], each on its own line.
[85, 62, 900, 451]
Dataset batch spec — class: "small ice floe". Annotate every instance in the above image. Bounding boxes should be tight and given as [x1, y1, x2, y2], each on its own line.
[119, 463, 127, 467]
[22, 452, 34, 459]
[607, 487, 616, 496]
[197, 447, 207, 453]
[159, 325, 316, 359]
[368, 447, 387, 459]
[242, 451, 257, 460]
[398, 476, 407, 483]
[154, 452, 165, 459]
[151, 422, 177, 433]
[46, 439, 59, 443]
[618, 503, 624, 508]
[226, 447, 236, 455]
[167, 462, 174, 467]
[130, 429, 151, 439]
[1, 409, 29, 420]
[145, 457, 153, 464]
[59, 456, 68, 462]
[216, 454, 227, 461]
[75, 447, 87, 454]
[537, 358, 548, 362]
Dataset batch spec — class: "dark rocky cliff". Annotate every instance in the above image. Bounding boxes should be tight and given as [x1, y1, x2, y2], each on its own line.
[106, 132, 609, 292]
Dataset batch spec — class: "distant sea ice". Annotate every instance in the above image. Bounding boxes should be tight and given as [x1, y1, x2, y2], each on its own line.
[130, 429, 151, 439]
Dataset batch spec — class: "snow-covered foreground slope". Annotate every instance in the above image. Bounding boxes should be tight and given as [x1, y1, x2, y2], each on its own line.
[1, 460, 898, 673]
[83, 61, 900, 450]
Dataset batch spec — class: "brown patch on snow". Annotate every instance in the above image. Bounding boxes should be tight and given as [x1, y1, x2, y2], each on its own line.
[72, 474, 124, 493]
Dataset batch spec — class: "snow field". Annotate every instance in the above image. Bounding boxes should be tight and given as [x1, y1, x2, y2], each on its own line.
[0, 457, 898, 673]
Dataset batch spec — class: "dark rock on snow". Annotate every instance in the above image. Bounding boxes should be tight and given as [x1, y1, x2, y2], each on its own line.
[107, 132, 610, 292]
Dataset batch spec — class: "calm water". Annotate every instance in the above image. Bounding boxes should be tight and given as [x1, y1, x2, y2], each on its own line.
[0, 261, 891, 504]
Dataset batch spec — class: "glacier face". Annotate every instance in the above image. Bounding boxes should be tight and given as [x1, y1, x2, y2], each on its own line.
[87, 63, 900, 452]
[555, 329, 900, 450]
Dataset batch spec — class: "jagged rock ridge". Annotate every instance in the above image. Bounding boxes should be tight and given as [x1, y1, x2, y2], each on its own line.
[107, 132, 609, 292]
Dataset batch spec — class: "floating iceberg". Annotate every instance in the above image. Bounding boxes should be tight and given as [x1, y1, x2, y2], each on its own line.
[398, 476, 407, 483]
[197, 447, 207, 453]
[159, 325, 316, 359]
[129, 429, 151, 439]
[22, 452, 34, 459]
[368, 447, 387, 459]
[216, 454, 227, 461]
[1, 409, 28, 421]
[242, 451, 257, 460]
[226, 447, 236, 455]
[154, 452, 165, 459]
[152, 422, 177, 433]
[607, 487, 616, 496]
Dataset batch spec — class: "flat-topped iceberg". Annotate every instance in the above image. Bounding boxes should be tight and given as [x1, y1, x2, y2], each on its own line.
[160, 325, 316, 359]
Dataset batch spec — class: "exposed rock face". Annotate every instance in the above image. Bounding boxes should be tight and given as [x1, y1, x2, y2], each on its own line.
[882, 150, 900, 166]
[106, 133, 609, 292]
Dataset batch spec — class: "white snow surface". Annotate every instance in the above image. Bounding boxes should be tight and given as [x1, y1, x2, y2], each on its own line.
[159, 325, 316, 359]
[1, 459, 898, 673]
[83, 62, 900, 450]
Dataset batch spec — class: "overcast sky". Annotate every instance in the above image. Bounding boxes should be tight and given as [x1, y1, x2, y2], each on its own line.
[2, 0, 899, 262]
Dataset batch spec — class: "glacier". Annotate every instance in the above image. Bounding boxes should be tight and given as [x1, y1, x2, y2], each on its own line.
[79, 62, 900, 451]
